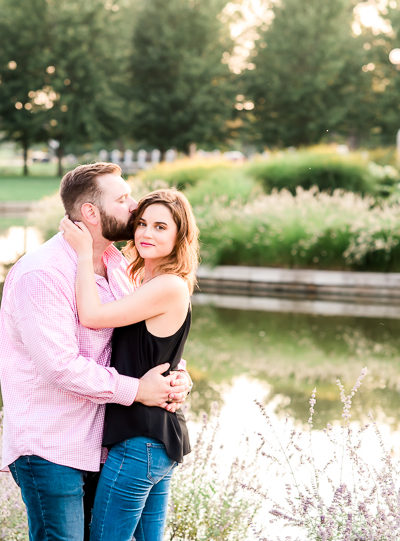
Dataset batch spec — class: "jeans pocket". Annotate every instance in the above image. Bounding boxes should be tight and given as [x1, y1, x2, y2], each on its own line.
[146, 443, 177, 484]
[9, 462, 20, 487]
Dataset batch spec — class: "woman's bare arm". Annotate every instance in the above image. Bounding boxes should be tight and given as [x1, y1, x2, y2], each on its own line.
[60, 217, 189, 329]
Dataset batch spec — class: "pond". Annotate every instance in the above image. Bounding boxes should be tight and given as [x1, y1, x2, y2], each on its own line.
[183, 295, 400, 539]
[187, 297, 400, 429]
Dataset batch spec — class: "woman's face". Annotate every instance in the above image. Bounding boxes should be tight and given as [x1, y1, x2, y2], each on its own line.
[134, 203, 178, 261]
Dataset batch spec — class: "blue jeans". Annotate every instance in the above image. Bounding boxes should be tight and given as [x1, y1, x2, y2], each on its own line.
[90, 437, 177, 541]
[9, 455, 86, 541]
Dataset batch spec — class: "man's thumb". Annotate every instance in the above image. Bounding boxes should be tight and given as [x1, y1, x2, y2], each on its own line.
[154, 363, 170, 374]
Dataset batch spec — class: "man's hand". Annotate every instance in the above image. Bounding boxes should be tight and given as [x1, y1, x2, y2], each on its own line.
[135, 364, 188, 410]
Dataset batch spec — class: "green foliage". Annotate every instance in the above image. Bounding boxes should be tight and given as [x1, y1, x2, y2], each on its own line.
[244, 0, 370, 147]
[43, 0, 130, 169]
[11, 152, 400, 273]
[139, 161, 228, 191]
[197, 187, 400, 272]
[0, 0, 50, 173]
[140, 159, 259, 203]
[365, 6, 400, 145]
[246, 152, 376, 195]
[0, 0, 130, 174]
[128, 0, 235, 153]
[184, 167, 259, 206]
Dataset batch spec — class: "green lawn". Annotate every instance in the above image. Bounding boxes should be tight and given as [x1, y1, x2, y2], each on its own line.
[0, 161, 61, 177]
[0, 176, 61, 201]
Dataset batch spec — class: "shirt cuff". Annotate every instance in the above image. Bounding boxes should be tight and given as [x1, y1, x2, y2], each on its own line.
[114, 374, 139, 405]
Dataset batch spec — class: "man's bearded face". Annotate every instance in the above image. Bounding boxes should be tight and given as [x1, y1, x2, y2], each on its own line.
[99, 206, 136, 241]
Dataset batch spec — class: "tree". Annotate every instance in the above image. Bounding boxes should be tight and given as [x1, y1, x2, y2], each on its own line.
[43, 0, 130, 175]
[0, 0, 131, 176]
[366, 4, 400, 145]
[0, 0, 51, 174]
[128, 0, 235, 156]
[244, 0, 370, 148]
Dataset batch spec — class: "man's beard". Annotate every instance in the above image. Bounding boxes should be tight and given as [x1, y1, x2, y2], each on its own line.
[100, 208, 135, 242]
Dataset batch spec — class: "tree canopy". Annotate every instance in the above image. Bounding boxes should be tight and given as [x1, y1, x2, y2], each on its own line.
[127, 0, 235, 154]
[244, 0, 370, 147]
[1, 0, 400, 171]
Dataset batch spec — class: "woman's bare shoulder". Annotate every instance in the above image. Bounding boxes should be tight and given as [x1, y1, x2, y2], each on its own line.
[152, 273, 188, 293]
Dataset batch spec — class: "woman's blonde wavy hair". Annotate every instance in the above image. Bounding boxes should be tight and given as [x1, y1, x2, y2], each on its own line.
[123, 189, 200, 294]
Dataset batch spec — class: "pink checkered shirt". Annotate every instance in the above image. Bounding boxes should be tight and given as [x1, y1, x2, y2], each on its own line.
[0, 233, 139, 472]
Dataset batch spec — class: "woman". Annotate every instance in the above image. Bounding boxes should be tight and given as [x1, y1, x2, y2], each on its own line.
[60, 188, 199, 541]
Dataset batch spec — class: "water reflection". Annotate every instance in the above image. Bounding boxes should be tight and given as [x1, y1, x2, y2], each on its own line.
[0, 226, 41, 267]
[185, 375, 400, 539]
[187, 302, 400, 430]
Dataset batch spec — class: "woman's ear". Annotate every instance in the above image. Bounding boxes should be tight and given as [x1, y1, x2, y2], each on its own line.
[80, 203, 100, 225]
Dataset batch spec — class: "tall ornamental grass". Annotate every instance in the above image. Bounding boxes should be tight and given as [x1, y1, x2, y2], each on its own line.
[166, 411, 261, 540]
[254, 369, 400, 540]
[197, 188, 400, 271]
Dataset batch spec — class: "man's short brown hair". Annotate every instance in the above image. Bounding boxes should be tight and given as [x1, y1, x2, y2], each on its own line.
[60, 162, 122, 219]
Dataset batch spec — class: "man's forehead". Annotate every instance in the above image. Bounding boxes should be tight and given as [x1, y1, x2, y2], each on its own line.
[97, 174, 131, 197]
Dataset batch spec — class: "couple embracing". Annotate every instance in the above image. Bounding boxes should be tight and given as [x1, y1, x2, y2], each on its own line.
[0, 162, 199, 540]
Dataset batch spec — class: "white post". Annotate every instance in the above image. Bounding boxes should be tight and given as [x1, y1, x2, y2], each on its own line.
[110, 149, 120, 164]
[137, 150, 147, 169]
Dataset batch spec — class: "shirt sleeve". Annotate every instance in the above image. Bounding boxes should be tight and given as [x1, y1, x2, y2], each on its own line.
[14, 270, 138, 405]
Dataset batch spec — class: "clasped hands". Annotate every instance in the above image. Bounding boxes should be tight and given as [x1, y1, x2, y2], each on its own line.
[136, 363, 192, 413]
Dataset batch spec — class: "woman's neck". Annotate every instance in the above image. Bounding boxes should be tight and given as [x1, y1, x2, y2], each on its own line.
[142, 258, 161, 284]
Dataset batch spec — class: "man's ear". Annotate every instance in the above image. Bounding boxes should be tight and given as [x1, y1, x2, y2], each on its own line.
[80, 202, 100, 225]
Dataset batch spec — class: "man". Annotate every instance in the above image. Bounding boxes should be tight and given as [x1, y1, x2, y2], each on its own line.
[0, 162, 191, 540]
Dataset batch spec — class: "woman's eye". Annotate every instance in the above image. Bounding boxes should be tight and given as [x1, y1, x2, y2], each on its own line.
[138, 221, 146, 227]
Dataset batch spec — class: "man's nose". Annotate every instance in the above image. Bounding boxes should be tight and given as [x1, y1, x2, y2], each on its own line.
[129, 197, 138, 212]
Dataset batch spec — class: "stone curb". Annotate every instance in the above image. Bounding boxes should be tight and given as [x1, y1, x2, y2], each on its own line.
[196, 265, 400, 303]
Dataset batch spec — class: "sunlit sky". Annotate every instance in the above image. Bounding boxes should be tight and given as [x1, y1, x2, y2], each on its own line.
[225, 0, 395, 72]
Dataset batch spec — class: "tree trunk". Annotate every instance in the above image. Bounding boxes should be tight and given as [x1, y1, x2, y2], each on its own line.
[57, 145, 64, 177]
[22, 140, 29, 176]
[188, 142, 197, 157]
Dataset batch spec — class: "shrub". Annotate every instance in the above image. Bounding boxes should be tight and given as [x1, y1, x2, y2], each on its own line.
[197, 188, 400, 271]
[139, 159, 237, 191]
[246, 151, 376, 195]
[184, 167, 260, 207]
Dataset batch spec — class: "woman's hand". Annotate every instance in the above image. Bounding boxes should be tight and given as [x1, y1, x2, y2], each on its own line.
[59, 216, 93, 257]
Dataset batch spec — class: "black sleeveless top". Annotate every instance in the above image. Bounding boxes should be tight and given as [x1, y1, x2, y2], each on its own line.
[102, 308, 191, 463]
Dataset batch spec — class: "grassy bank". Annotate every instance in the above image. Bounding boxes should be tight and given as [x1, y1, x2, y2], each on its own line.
[0, 176, 60, 201]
